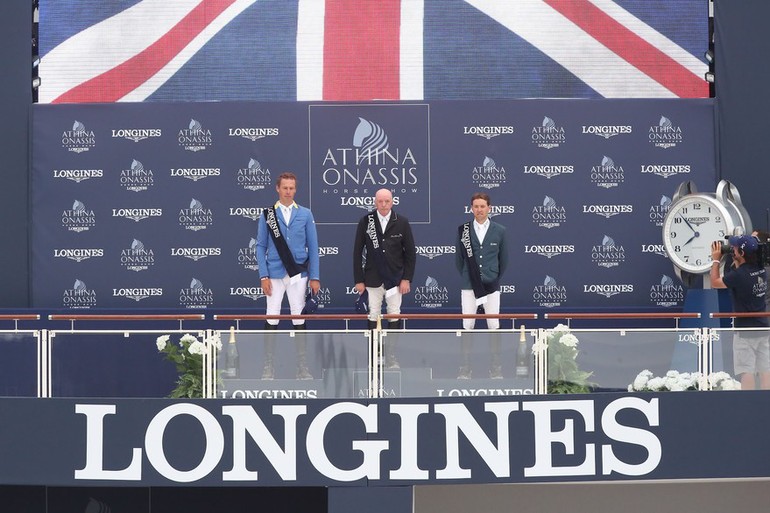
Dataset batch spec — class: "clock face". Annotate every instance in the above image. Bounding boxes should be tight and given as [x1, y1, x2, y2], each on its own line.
[662, 194, 732, 274]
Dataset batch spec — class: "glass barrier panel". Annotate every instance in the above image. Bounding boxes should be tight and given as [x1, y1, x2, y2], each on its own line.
[379, 329, 534, 398]
[50, 331, 182, 398]
[709, 327, 769, 391]
[549, 329, 699, 393]
[215, 330, 370, 399]
[0, 331, 38, 397]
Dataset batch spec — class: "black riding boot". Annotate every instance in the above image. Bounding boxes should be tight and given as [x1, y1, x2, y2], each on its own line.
[261, 322, 277, 380]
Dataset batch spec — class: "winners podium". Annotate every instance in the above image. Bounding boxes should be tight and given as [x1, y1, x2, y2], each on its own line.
[216, 325, 536, 399]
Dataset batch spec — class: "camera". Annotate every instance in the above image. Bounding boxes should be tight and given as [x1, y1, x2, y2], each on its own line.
[720, 236, 770, 266]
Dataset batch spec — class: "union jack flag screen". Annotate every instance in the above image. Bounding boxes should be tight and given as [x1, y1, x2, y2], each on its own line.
[39, 0, 709, 103]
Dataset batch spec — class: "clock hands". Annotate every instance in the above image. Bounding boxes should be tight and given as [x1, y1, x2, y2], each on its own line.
[678, 214, 700, 247]
[679, 214, 697, 234]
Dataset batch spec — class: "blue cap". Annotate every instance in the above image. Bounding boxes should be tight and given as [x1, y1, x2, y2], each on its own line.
[729, 234, 758, 254]
[355, 290, 369, 314]
[301, 290, 319, 315]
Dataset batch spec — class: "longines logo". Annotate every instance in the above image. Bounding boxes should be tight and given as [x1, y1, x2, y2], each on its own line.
[170, 167, 221, 182]
[591, 155, 624, 188]
[320, 118, 419, 193]
[178, 119, 213, 152]
[61, 120, 95, 153]
[180, 278, 215, 308]
[436, 387, 533, 396]
[74, 398, 663, 483]
[532, 196, 566, 229]
[649, 196, 672, 227]
[524, 244, 575, 259]
[584, 284, 634, 298]
[229, 285, 265, 302]
[237, 239, 258, 270]
[113, 287, 163, 302]
[341, 195, 400, 211]
[532, 275, 567, 308]
[112, 207, 163, 222]
[53, 168, 103, 183]
[472, 156, 506, 189]
[319, 247, 340, 257]
[111, 128, 162, 142]
[179, 199, 214, 231]
[171, 247, 221, 262]
[641, 243, 667, 257]
[582, 204, 633, 219]
[649, 275, 684, 307]
[219, 389, 318, 399]
[591, 235, 625, 268]
[499, 284, 516, 294]
[463, 125, 514, 140]
[463, 205, 514, 218]
[640, 164, 691, 179]
[54, 248, 104, 262]
[229, 206, 265, 221]
[522, 164, 573, 179]
[648, 116, 682, 149]
[581, 124, 632, 139]
[120, 239, 155, 272]
[62, 279, 96, 309]
[531, 116, 566, 149]
[416, 246, 455, 259]
[61, 200, 96, 232]
[228, 127, 279, 141]
[413, 276, 449, 309]
[120, 159, 154, 192]
[237, 158, 271, 191]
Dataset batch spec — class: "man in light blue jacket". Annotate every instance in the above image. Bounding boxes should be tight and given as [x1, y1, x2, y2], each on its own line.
[256, 172, 321, 379]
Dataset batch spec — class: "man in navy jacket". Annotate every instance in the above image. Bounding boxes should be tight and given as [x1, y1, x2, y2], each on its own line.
[353, 189, 416, 368]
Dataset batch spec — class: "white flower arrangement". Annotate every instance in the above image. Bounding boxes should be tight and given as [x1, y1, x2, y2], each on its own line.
[156, 332, 222, 398]
[535, 324, 593, 394]
[628, 369, 741, 392]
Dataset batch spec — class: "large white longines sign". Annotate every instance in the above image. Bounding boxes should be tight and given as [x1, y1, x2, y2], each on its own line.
[74, 397, 660, 484]
[1, 393, 768, 486]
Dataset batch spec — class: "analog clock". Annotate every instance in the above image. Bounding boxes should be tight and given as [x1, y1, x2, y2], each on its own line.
[662, 193, 734, 274]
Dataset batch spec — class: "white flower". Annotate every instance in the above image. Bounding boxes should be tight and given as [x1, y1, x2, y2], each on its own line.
[187, 340, 206, 355]
[669, 382, 686, 392]
[552, 324, 570, 333]
[209, 333, 223, 351]
[666, 370, 680, 378]
[180, 333, 198, 346]
[708, 371, 731, 387]
[632, 372, 650, 391]
[531, 341, 547, 354]
[647, 377, 665, 391]
[559, 333, 579, 348]
[156, 334, 170, 351]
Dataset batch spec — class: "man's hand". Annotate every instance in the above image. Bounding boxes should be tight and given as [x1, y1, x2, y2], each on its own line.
[711, 241, 723, 262]
[309, 279, 321, 294]
[355, 282, 366, 294]
[261, 277, 272, 296]
[399, 279, 411, 295]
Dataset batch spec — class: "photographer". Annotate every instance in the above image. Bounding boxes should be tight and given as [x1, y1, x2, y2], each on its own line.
[710, 235, 770, 390]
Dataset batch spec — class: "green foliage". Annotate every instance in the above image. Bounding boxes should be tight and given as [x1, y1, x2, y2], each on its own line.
[543, 326, 594, 394]
[157, 333, 213, 399]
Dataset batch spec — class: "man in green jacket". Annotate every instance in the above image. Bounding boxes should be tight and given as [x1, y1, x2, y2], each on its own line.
[455, 192, 509, 378]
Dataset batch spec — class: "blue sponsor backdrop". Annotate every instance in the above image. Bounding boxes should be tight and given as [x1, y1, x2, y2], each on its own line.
[31, 99, 716, 311]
